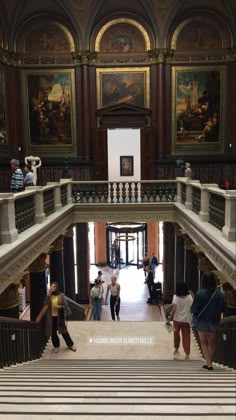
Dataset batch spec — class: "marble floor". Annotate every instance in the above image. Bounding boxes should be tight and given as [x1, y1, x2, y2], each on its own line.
[89, 264, 163, 321]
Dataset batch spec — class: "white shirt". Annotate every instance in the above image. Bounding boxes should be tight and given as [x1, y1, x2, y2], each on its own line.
[172, 294, 193, 323]
[90, 285, 103, 299]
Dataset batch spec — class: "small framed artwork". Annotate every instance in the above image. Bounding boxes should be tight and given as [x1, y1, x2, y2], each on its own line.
[120, 156, 134, 176]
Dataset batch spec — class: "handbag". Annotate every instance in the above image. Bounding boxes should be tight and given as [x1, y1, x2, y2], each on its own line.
[191, 289, 218, 327]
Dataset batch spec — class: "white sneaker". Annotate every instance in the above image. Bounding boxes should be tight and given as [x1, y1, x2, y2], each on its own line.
[173, 350, 180, 359]
[53, 347, 59, 353]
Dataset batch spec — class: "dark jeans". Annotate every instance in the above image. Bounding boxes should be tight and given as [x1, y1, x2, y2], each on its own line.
[110, 295, 120, 320]
[51, 316, 74, 348]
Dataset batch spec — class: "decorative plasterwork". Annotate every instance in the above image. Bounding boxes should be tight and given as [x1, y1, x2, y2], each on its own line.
[0, 213, 73, 295]
[95, 18, 151, 52]
[177, 215, 236, 283]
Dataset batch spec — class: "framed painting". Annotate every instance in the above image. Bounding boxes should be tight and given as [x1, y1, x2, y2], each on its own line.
[172, 65, 226, 155]
[0, 64, 7, 144]
[21, 69, 77, 156]
[120, 156, 133, 176]
[96, 67, 150, 108]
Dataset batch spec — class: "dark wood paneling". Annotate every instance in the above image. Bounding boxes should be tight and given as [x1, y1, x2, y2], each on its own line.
[93, 129, 108, 180]
[141, 129, 154, 179]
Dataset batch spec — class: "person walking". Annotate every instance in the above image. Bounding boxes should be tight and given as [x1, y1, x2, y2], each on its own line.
[45, 282, 76, 353]
[191, 272, 225, 370]
[10, 159, 24, 193]
[142, 253, 149, 278]
[23, 164, 34, 186]
[168, 282, 193, 360]
[105, 276, 121, 321]
[150, 252, 159, 276]
[90, 278, 104, 320]
[145, 265, 154, 303]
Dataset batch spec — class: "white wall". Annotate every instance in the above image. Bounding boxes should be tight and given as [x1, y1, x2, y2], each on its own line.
[107, 128, 140, 182]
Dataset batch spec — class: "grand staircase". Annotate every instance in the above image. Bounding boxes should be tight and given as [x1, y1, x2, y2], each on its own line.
[0, 359, 235, 419]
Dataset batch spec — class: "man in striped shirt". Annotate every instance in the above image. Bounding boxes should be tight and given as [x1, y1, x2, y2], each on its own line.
[10, 159, 24, 193]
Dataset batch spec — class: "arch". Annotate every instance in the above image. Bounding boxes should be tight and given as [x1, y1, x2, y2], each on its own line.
[94, 18, 151, 52]
[169, 13, 232, 51]
[15, 15, 77, 55]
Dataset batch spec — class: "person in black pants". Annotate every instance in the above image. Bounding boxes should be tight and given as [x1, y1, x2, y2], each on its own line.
[105, 276, 121, 321]
[45, 282, 76, 353]
[145, 266, 154, 303]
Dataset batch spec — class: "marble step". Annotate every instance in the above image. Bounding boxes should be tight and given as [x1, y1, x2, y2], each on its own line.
[1, 416, 235, 420]
[0, 391, 235, 397]
[0, 403, 234, 414]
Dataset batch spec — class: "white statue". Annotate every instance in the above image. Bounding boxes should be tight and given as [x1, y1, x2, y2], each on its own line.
[24, 156, 42, 186]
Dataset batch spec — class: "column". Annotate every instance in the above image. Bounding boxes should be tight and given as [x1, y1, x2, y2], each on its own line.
[94, 222, 107, 265]
[147, 222, 159, 260]
[29, 254, 47, 321]
[174, 224, 185, 287]
[184, 236, 199, 293]
[163, 222, 175, 302]
[63, 226, 76, 301]
[76, 223, 90, 303]
[50, 236, 65, 292]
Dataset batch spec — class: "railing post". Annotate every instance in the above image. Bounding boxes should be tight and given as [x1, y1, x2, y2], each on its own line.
[185, 182, 192, 210]
[54, 184, 62, 211]
[176, 178, 184, 203]
[199, 184, 218, 222]
[34, 188, 46, 223]
[0, 194, 18, 243]
[222, 192, 236, 241]
[60, 179, 73, 204]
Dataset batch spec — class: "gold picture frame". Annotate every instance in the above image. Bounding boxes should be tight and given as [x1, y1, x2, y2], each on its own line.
[96, 67, 150, 109]
[21, 69, 77, 157]
[171, 65, 226, 155]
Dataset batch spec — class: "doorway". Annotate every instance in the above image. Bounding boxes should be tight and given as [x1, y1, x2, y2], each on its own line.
[106, 223, 146, 269]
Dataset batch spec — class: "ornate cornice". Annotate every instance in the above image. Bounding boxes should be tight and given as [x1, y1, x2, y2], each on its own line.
[178, 216, 236, 283]
[0, 213, 72, 295]
[0, 48, 21, 66]
[148, 48, 175, 64]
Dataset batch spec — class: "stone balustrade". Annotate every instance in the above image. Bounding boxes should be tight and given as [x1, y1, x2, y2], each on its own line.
[177, 177, 236, 242]
[0, 178, 235, 244]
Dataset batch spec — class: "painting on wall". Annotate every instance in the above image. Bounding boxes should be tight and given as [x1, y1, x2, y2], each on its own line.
[96, 67, 150, 108]
[0, 64, 7, 144]
[22, 69, 77, 155]
[172, 66, 226, 154]
[120, 156, 134, 176]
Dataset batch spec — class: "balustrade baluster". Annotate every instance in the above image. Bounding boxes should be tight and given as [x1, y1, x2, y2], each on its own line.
[122, 183, 126, 203]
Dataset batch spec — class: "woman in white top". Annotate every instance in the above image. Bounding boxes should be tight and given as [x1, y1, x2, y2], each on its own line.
[105, 276, 121, 321]
[168, 282, 193, 360]
[90, 279, 104, 320]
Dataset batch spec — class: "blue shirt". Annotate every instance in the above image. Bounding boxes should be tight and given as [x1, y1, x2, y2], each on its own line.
[10, 168, 24, 192]
[24, 171, 34, 186]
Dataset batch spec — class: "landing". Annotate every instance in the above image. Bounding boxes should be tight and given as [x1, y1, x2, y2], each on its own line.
[42, 321, 201, 360]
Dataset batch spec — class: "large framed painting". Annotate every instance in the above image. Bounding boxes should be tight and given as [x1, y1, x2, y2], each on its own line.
[21, 69, 77, 156]
[0, 64, 7, 144]
[172, 65, 226, 155]
[96, 67, 150, 108]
